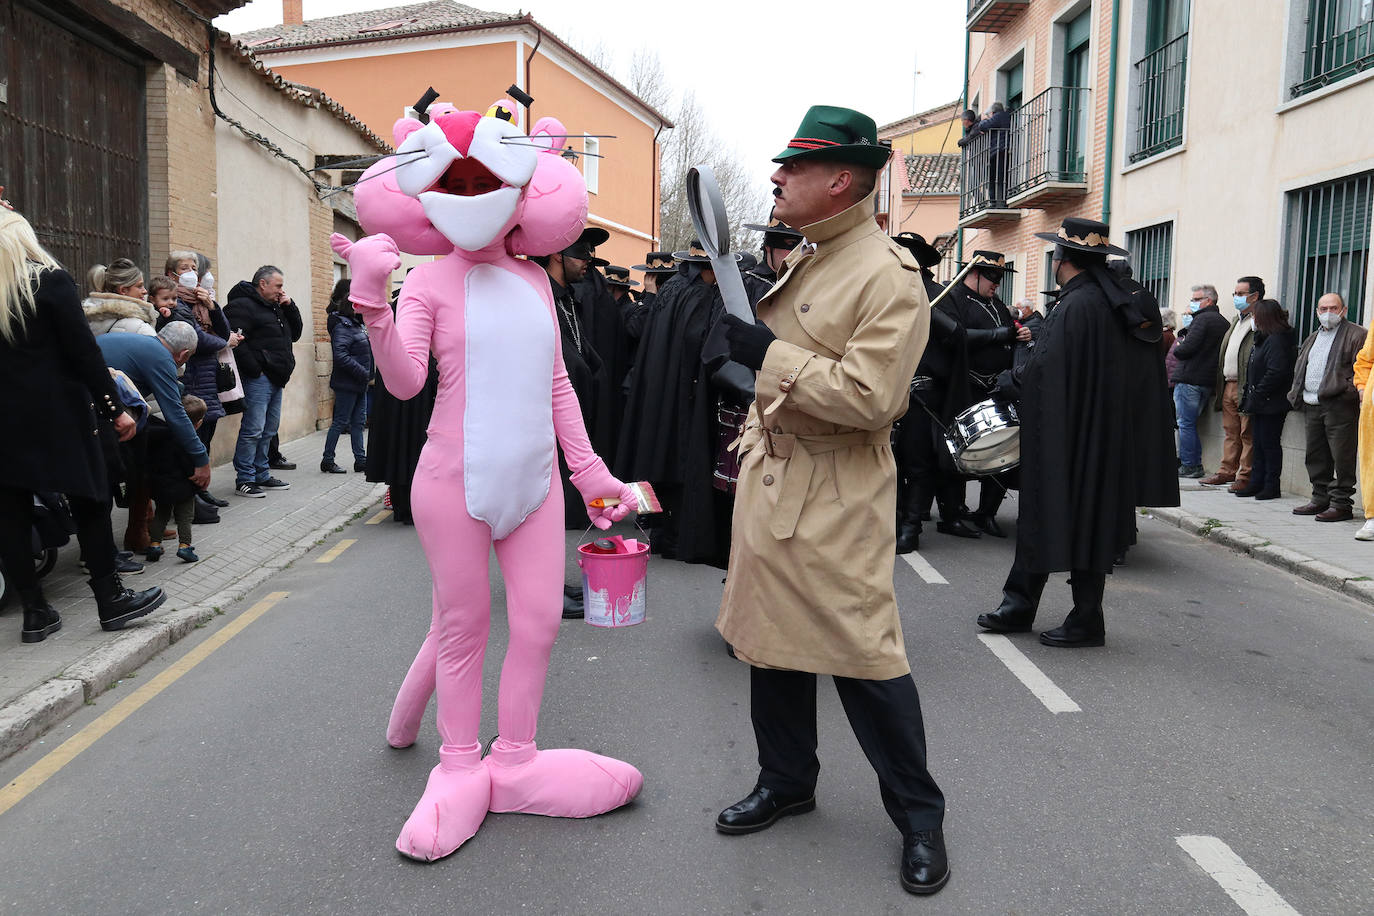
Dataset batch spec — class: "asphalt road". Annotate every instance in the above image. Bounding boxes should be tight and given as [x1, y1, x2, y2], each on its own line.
[0, 504, 1370, 915]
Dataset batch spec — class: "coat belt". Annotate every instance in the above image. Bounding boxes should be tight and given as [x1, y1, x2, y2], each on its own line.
[760, 428, 890, 540]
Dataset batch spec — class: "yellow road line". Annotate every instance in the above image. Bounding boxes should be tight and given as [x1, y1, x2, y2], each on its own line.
[0, 591, 289, 819]
[315, 538, 357, 563]
[365, 509, 391, 525]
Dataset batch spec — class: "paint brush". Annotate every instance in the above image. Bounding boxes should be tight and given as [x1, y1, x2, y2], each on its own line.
[590, 481, 662, 514]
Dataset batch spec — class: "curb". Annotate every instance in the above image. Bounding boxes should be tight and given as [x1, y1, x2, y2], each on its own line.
[0, 485, 384, 764]
[1142, 506, 1374, 609]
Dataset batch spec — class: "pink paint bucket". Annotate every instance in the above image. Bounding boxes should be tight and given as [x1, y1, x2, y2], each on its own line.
[577, 536, 649, 628]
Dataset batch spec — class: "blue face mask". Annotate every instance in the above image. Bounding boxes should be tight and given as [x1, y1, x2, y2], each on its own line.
[1182, 314, 1194, 328]
[1188, 301, 1201, 313]
[1234, 294, 1251, 312]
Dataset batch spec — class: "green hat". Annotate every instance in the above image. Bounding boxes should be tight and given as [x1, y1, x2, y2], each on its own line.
[773, 105, 891, 170]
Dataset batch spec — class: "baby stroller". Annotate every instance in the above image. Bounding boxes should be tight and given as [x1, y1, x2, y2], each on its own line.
[0, 493, 73, 610]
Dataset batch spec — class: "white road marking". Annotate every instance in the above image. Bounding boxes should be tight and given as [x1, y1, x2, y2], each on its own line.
[976, 634, 1081, 713]
[1176, 835, 1302, 916]
[901, 550, 948, 584]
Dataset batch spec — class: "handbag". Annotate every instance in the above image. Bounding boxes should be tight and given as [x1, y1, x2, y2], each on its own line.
[216, 347, 244, 402]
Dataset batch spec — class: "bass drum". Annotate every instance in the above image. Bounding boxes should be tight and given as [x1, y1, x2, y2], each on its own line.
[944, 398, 1020, 475]
[713, 405, 749, 493]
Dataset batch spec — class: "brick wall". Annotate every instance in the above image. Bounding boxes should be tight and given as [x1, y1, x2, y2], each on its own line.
[964, 1, 1113, 300]
[310, 199, 336, 430]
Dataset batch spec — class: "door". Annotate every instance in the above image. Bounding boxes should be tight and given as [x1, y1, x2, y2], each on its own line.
[1059, 10, 1091, 180]
[0, 0, 147, 285]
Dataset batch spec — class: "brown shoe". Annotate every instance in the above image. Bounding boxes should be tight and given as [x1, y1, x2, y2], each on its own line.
[1292, 501, 1329, 516]
[1315, 507, 1353, 522]
[1227, 480, 1250, 493]
[1199, 473, 1235, 487]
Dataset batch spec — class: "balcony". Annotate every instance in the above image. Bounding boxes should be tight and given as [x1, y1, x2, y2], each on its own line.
[1005, 86, 1091, 209]
[958, 127, 1021, 229]
[968, 0, 1028, 33]
[1130, 33, 1188, 162]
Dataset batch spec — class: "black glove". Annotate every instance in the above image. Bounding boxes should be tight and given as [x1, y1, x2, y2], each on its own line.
[965, 324, 1015, 348]
[993, 369, 1020, 404]
[724, 313, 775, 371]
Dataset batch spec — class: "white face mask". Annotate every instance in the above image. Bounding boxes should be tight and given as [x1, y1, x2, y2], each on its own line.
[1318, 311, 1342, 330]
[200, 272, 215, 295]
[178, 270, 198, 288]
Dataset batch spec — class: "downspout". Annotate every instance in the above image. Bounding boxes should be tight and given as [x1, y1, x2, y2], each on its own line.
[652, 121, 665, 245]
[523, 19, 542, 123]
[958, 25, 970, 265]
[1102, 0, 1121, 223]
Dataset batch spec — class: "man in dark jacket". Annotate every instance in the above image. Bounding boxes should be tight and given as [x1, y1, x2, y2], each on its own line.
[1170, 283, 1229, 477]
[977, 218, 1178, 648]
[223, 265, 303, 497]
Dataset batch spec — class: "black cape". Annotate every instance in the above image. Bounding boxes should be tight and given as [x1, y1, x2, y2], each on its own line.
[1015, 271, 1179, 573]
[366, 293, 438, 524]
[575, 269, 633, 460]
[549, 276, 606, 529]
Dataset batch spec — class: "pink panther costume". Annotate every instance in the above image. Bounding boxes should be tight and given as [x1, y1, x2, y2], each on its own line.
[330, 100, 642, 862]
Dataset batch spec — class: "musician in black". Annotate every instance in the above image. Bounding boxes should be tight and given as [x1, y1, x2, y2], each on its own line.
[941, 251, 1029, 538]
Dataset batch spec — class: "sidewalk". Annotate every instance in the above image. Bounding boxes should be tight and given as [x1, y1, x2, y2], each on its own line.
[1146, 478, 1373, 608]
[0, 430, 384, 761]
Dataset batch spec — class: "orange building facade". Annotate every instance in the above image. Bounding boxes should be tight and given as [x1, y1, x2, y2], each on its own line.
[960, 0, 1115, 305]
[239, 5, 670, 271]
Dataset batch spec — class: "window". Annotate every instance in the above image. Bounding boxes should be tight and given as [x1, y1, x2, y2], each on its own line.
[1129, 0, 1189, 161]
[1292, 0, 1374, 98]
[1044, 250, 1059, 295]
[1126, 221, 1174, 307]
[1000, 58, 1025, 111]
[1059, 10, 1092, 176]
[998, 260, 1016, 305]
[1283, 171, 1372, 332]
[583, 135, 599, 194]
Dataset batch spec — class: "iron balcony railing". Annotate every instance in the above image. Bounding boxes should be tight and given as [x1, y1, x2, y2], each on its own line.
[1130, 33, 1188, 162]
[959, 127, 1014, 218]
[967, 0, 1029, 31]
[1006, 86, 1091, 199]
[1292, 0, 1374, 97]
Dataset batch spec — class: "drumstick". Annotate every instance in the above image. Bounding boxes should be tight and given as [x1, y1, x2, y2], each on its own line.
[928, 260, 977, 309]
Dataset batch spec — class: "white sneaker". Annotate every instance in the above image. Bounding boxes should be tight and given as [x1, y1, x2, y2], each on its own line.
[1356, 519, 1374, 542]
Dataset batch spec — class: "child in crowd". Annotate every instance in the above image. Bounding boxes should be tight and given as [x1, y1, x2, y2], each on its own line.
[146, 394, 208, 563]
[147, 275, 177, 321]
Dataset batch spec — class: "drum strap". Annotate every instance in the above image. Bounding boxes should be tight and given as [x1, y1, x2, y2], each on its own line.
[760, 428, 890, 540]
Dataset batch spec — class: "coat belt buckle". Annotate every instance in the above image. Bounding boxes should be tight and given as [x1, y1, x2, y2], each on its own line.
[761, 427, 777, 457]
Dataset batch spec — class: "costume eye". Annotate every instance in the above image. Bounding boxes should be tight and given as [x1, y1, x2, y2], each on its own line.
[486, 104, 514, 122]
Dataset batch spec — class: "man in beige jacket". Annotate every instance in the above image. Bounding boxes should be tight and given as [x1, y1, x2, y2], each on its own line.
[715, 105, 948, 896]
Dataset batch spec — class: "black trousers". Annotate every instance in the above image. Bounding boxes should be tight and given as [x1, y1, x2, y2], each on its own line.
[0, 486, 116, 591]
[1303, 401, 1359, 509]
[750, 665, 945, 836]
[1249, 412, 1285, 493]
[894, 396, 966, 527]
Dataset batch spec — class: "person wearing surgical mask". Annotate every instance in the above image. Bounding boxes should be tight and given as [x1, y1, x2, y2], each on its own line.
[1286, 293, 1368, 523]
[1171, 284, 1227, 480]
[1205, 276, 1265, 491]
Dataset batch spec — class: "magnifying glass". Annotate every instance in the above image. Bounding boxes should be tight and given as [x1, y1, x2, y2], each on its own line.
[686, 165, 754, 323]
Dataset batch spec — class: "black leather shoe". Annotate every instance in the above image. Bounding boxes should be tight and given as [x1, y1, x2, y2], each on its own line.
[561, 584, 584, 619]
[320, 460, 347, 474]
[936, 518, 981, 539]
[200, 491, 229, 508]
[715, 785, 815, 835]
[269, 458, 296, 470]
[977, 605, 1033, 633]
[900, 829, 950, 895]
[1039, 624, 1105, 648]
[894, 522, 920, 554]
[967, 511, 1005, 538]
[354, 459, 367, 473]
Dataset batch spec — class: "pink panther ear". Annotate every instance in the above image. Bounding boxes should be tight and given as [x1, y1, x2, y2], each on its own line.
[507, 134, 588, 256]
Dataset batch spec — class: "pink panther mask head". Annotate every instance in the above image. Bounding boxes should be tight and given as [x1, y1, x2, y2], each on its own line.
[353, 100, 589, 258]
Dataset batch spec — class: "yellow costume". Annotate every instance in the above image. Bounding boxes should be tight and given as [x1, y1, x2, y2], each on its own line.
[1355, 329, 1374, 521]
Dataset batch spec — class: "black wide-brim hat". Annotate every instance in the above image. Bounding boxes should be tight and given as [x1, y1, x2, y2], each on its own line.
[632, 251, 678, 273]
[743, 208, 803, 240]
[561, 225, 611, 261]
[893, 232, 943, 269]
[773, 105, 891, 170]
[958, 250, 1017, 274]
[1033, 217, 1129, 257]
[604, 266, 639, 288]
[672, 240, 743, 264]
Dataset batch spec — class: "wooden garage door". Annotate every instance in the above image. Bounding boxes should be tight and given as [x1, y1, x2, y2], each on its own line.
[0, 0, 147, 286]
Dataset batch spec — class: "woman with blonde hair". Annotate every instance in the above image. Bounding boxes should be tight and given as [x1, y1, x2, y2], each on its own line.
[0, 197, 165, 641]
[84, 257, 158, 336]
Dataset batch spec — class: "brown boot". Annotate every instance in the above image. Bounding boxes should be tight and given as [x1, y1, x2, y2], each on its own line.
[1199, 472, 1234, 487]
[1315, 507, 1353, 522]
[1227, 479, 1250, 493]
[1292, 501, 1329, 516]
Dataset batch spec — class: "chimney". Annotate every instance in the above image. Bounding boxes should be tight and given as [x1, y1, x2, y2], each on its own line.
[283, 0, 303, 27]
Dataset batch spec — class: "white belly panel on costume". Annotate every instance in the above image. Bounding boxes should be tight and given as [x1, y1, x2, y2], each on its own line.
[463, 263, 556, 539]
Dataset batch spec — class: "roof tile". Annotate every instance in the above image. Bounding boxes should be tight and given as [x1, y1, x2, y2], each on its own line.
[236, 1, 519, 50]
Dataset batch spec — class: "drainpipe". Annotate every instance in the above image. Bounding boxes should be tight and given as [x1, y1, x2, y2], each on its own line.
[958, 25, 970, 265]
[1102, 0, 1121, 223]
[523, 20, 542, 123]
[652, 121, 665, 244]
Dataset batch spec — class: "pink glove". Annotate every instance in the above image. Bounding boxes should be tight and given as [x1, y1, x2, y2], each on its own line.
[329, 233, 401, 310]
[569, 461, 636, 530]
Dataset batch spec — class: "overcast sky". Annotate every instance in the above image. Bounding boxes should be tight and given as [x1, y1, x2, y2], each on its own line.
[215, 1, 966, 189]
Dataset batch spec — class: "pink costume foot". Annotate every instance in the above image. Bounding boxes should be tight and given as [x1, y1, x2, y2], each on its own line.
[486, 738, 643, 818]
[396, 744, 491, 861]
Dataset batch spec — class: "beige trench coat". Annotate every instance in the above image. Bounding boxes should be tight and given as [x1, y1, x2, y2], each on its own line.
[715, 192, 931, 680]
